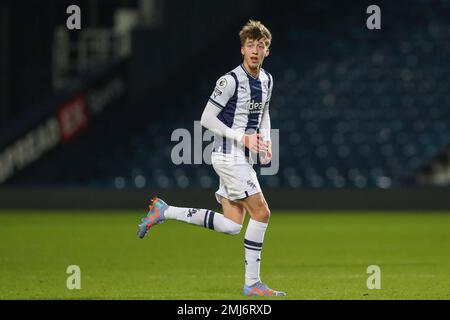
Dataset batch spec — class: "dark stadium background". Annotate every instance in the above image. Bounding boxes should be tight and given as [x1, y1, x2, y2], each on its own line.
[1, 0, 449, 210]
[0, 0, 449, 301]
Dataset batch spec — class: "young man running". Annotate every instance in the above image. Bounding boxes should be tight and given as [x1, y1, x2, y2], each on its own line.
[138, 20, 285, 297]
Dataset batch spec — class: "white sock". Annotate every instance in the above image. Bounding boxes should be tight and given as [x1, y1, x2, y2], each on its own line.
[164, 206, 242, 235]
[244, 219, 268, 286]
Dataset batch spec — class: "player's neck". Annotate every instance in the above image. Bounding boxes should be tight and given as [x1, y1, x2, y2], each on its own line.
[242, 61, 260, 79]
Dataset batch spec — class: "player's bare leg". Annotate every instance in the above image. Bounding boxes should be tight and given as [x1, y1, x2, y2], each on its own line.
[237, 192, 286, 296]
[220, 196, 246, 225]
[238, 192, 270, 223]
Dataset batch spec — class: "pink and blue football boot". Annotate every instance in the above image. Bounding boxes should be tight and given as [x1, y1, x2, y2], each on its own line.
[138, 197, 169, 239]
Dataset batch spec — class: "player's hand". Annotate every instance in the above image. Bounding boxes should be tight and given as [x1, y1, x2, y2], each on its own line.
[242, 133, 269, 153]
[260, 142, 272, 164]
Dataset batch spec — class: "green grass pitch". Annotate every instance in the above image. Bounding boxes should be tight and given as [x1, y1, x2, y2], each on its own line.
[0, 210, 449, 299]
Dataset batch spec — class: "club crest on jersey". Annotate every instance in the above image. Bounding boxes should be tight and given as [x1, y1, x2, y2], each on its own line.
[246, 99, 263, 113]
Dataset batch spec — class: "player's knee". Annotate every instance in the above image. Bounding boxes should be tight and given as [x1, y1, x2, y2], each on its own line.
[256, 204, 271, 222]
[261, 207, 271, 221]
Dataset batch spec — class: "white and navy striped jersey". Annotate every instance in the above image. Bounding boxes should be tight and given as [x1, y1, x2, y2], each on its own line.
[208, 64, 273, 155]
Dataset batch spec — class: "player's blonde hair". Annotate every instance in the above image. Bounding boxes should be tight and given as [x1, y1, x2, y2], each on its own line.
[239, 20, 272, 48]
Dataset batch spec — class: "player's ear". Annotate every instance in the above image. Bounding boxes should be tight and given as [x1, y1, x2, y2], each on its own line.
[241, 46, 245, 56]
[265, 49, 270, 58]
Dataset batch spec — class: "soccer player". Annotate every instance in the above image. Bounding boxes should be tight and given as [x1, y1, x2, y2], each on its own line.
[137, 20, 285, 297]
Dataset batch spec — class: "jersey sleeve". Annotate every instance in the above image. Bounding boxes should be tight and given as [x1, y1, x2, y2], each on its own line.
[208, 74, 236, 110]
[260, 73, 273, 141]
[266, 72, 273, 104]
[200, 101, 244, 143]
[260, 102, 271, 142]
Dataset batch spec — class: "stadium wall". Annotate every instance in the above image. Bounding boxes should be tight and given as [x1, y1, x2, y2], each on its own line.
[0, 188, 448, 211]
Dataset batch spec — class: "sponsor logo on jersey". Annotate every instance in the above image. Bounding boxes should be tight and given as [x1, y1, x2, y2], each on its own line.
[246, 100, 264, 113]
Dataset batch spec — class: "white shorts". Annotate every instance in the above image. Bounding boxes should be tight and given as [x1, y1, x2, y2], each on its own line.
[211, 152, 262, 204]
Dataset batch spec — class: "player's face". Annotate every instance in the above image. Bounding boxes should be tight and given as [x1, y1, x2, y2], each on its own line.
[241, 38, 270, 70]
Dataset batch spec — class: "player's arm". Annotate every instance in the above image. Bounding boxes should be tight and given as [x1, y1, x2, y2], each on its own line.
[260, 75, 273, 163]
[200, 101, 244, 142]
[201, 74, 243, 142]
[259, 105, 272, 163]
[260, 105, 271, 144]
[261, 73, 273, 144]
